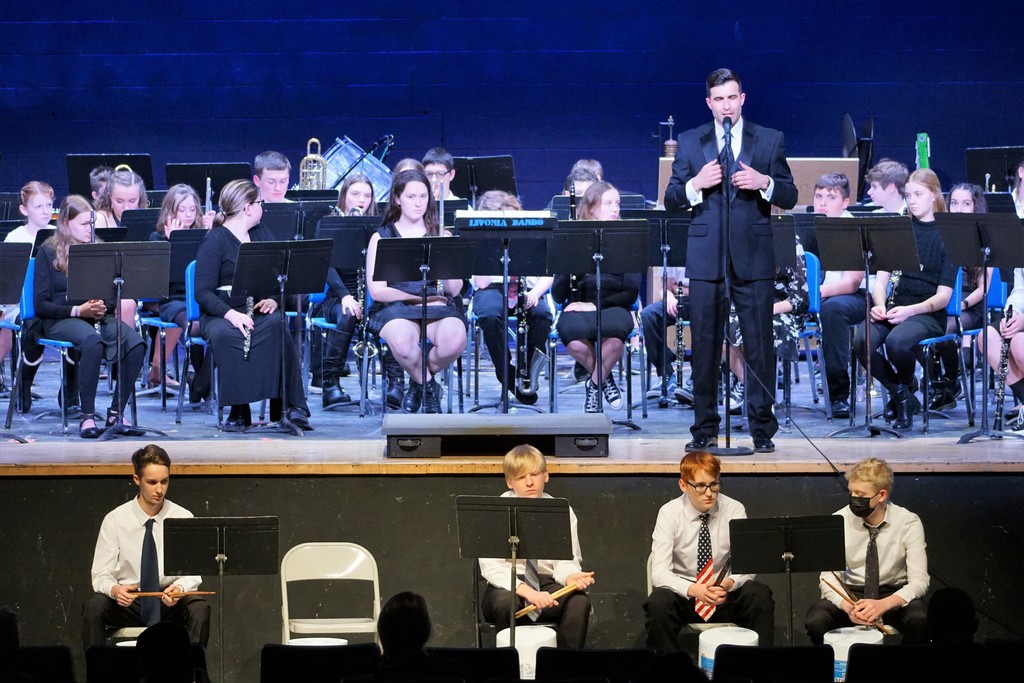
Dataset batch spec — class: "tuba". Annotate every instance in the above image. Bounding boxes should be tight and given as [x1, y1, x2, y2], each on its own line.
[298, 138, 327, 190]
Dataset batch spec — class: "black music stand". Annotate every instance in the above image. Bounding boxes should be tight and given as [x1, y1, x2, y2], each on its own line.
[934, 214, 1024, 443]
[164, 162, 252, 212]
[67, 242, 170, 440]
[642, 214, 689, 409]
[31, 229, 56, 256]
[730, 515, 845, 645]
[316, 218, 380, 417]
[119, 209, 162, 242]
[164, 516, 279, 683]
[260, 203, 303, 242]
[771, 216, 799, 429]
[452, 156, 517, 208]
[815, 217, 921, 438]
[0, 243, 30, 442]
[231, 240, 333, 435]
[459, 215, 556, 414]
[66, 154, 154, 198]
[455, 495, 573, 649]
[550, 220, 648, 429]
[296, 201, 340, 241]
[374, 237, 477, 414]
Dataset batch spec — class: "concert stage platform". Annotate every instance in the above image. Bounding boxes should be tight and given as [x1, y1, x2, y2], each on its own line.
[2, 356, 1023, 682]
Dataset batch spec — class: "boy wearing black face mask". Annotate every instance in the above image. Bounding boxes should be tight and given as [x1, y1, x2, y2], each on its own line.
[804, 457, 929, 644]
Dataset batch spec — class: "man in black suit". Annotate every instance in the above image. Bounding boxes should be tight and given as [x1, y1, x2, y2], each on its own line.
[664, 68, 797, 453]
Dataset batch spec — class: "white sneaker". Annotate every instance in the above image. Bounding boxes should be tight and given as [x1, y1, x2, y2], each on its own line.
[602, 375, 623, 410]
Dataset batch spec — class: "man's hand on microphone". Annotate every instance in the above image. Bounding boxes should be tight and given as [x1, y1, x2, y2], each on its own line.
[693, 159, 723, 192]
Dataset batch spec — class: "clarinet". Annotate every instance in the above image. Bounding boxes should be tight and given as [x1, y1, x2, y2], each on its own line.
[243, 296, 254, 361]
[515, 277, 530, 393]
[994, 305, 1014, 432]
[886, 270, 902, 310]
[674, 280, 686, 387]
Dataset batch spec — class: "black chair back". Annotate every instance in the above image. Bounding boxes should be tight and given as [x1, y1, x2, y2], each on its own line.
[535, 647, 656, 683]
[13, 645, 75, 683]
[426, 646, 518, 683]
[261, 642, 380, 683]
[711, 644, 833, 683]
[86, 644, 208, 683]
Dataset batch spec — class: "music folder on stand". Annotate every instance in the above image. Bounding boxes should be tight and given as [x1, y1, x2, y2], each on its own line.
[67, 241, 171, 441]
[231, 239, 333, 436]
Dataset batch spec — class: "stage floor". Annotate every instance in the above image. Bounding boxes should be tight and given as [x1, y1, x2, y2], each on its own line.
[3, 352, 1023, 476]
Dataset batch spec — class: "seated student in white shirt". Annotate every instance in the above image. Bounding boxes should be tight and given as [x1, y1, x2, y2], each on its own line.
[422, 147, 461, 201]
[478, 445, 595, 649]
[645, 451, 774, 654]
[804, 457, 929, 644]
[82, 445, 210, 650]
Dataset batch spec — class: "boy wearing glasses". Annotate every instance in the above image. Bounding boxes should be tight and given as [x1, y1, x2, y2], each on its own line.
[253, 150, 292, 203]
[422, 148, 461, 201]
[644, 451, 774, 654]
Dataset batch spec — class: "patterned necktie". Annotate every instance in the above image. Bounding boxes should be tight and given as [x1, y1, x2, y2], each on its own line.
[140, 518, 160, 626]
[864, 524, 881, 600]
[524, 559, 542, 621]
[695, 513, 716, 621]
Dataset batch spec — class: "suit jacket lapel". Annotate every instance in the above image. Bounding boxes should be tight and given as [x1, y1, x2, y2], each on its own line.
[701, 124, 718, 165]
[737, 124, 755, 172]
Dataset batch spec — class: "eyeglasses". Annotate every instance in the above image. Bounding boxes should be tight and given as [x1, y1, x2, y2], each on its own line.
[424, 170, 451, 179]
[686, 481, 721, 494]
[251, 199, 266, 206]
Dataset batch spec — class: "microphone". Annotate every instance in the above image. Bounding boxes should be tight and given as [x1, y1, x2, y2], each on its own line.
[367, 134, 394, 152]
[722, 116, 732, 133]
[348, 207, 363, 216]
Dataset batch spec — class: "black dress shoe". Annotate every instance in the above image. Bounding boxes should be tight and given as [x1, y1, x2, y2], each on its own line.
[106, 408, 145, 437]
[927, 380, 956, 411]
[830, 399, 850, 419]
[753, 436, 776, 453]
[321, 378, 352, 408]
[402, 382, 423, 413]
[423, 379, 443, 414]
[286, 407, 313, 430]
[221, 417, 249, 433]
[386, 382, 405, 410]
[893, 384, 921, 431]
[79, 419, 102, 439]
[685, 434, 718, 452]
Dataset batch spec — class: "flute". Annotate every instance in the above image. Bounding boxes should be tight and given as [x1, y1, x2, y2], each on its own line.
[243, 296, 254, 361]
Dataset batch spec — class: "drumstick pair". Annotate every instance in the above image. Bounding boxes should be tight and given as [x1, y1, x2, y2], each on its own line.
[824, 572, 890, 635]
[514, 583, 578, 618]
[129, 591, 216, 597]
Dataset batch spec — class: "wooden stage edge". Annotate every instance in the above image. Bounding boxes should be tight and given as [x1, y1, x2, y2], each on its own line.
[2, 434, 1023, 476]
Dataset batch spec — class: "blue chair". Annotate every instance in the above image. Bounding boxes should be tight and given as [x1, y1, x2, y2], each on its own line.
[962, 267, 1006, 407]
[138, 306, 181, 412]
[917, 268, 974, 433]
[175, 260, 218, 426]
[797, 251, 832, 418]
[307, 285, 378, 416]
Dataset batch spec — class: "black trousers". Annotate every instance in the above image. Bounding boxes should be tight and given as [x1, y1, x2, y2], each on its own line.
[643, 582, 775, 655]
[690, 275, 777, 439]
[820, 292, 866, 401]
[481, 576, 590, 650]
[640, 298, 691, 377]
[82, 592, 211, 649]
[853, 315, 944, 391]
[473, 287, 552, 384]
[804, 596, 928, 645]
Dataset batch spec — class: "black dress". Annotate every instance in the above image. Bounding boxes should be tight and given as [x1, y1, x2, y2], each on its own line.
[366, 224, 465, 335]
[552, 271, 642, 342]
[194, 225, 308, 409]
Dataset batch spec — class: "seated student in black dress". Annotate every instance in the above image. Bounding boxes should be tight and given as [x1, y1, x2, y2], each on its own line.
[309, 173, 379, 408]
[853, 169, 957, 431]
[33, 195, 147, 438]
[552, 182, 641, 413]
[145, 183, 213, 389]
[194, 179, 311, 432]
[470, 190, 553, 405]
[365, 169, 467, 414]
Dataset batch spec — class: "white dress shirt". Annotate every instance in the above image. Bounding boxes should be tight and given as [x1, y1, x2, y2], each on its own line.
[90, 497, 202, 597]
[650, 492, 754, 598]
[818, 501, 929, 608]
[1004, 268, 1024, 313]
[479, 490, 584, 591]
[684, 117, 774, 206]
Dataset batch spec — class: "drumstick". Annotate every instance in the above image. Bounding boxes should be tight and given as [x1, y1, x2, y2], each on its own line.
[822, 579, 888, 635]
[830, 571, 859, 604]
[713, 557, 732, 586]
[514, 584, 578, 618]
[129, 591, 216, 597]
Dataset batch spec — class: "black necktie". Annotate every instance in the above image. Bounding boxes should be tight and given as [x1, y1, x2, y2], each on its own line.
[140, 518, 160, 625]
[695, 513, 715, 620]
[864, 524, 880, 600]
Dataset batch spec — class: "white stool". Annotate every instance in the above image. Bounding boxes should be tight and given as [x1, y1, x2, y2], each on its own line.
[698, 625, 758, 678]
[287, 637, 349, 646]
[497, 625, 556, 680]
[825, 625, 884, 682]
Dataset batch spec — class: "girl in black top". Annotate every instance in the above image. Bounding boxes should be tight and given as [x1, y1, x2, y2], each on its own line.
[33, 195, 146, 438]
[854, 169, 957, 430]
[365, 170, 466, 413]
[552, 182, 641, 413]
[194, 179, 310, 431]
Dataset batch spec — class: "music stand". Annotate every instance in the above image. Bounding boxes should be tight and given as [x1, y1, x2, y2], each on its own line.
[67, 242, 170, 440]
[933, 213, 1024, 443]
[231, 239, 333, 435]
[260, 203, 303, 242]
[451, 156, 517, 208]
[458, 215, 556, 413]
[730, 515, 845, 645]
[0, 243, 30, 442]
[815, 217, 921, 438]
[374, 237, 477, 413]
[66, 154, 154, 198]
[119, 209, 162, 242]
[164, 516, 280, 683]
[296, 201, 339, 241]
[164, 162, 252, 211]
[455, 495, 573, 648]
[316, 218, 380, 417]
[94, 227, 128, 243]
[550, 220, 648, 429]
[31, 229, 56, 256]
[641, 214, 689, 409]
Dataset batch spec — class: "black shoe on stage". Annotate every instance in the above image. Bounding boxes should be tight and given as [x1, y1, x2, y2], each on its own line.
[322, 377, 352, 408]
[286, 407, 313, 430]
[830, 399, 850, 419]
[892, 384, 921, 431]
[753, 436, 776, 453]
[685, 434, 718, 452]
[402, 382, 423, 413]
[423, 379, 443, 414]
